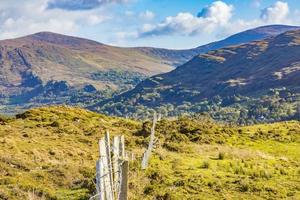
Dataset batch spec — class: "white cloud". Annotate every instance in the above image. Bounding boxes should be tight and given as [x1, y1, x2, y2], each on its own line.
[140, 10, 155, 20]
[0, 0, 109, 40]
[197, 1, 233, 26]
[87, 15, 108, 25]
[218, 19, 262, 38]
[252, 0, 262, 8]
[261, 1, 289, 23]
[133, 0, 299, 41]
[47, 0, 130, 10]
[0, 0, 299, 48]
[139, 1, 233, 37]
[115, 31, 138, 39]
[125, 10, 135, 17]
[220, 1, 296, 38]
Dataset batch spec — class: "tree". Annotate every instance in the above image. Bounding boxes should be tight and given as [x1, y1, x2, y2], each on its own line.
[295, 104, 300, 120]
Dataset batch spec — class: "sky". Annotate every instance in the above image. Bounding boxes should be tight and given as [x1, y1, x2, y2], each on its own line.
[0, 0, 300, 49]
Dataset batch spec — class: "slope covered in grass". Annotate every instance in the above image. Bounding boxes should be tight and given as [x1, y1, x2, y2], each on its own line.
[93, 29, 300, 123]
[0, 106, 299, 199]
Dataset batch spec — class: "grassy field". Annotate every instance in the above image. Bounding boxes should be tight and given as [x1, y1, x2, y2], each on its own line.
[0, 106, 299, 199]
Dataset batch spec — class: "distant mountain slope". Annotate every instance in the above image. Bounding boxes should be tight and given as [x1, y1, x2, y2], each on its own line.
[194, 25, 300, 51]
[137, 25, 300, 66]
[0, 32, 174, 96]
[1, 25, 298, 96]
[1, 25, 299, 115]
[93, 29, 300, 123]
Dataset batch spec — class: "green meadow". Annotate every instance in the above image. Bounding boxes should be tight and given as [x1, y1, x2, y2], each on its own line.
[0, 106, 299, 199]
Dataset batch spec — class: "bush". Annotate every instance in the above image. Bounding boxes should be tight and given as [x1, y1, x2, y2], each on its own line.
[218, 152, 225, 160]
[143, 185, 154, 195]
[201, 160, 210, 169]
[163, 142, 183, 152]
[0, 115, 11, 124]
[259, 169, 272, 179]
[240, 180, 250, 192]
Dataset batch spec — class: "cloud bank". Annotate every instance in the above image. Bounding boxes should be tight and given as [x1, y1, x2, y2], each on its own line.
[0, 0, 299, 48]
[261, 1, 289, 23]
[47, 0, 128, 11]
[0, 0, 111, 39]
[136, 1, 297, 39]
[139, 1, 233, 37]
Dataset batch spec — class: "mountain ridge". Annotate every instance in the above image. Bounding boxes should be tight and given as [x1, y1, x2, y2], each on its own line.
[134, 25, 300, 66]
[1, 25, 300, 115]
[92, 29, 300, 123]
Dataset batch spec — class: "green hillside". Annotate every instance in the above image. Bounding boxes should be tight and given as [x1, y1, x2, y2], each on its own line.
[0, 106, 299, 199]
[93, 30, 300, 124]
[0, 32, 173, 115]
[1, 25, 299, 116]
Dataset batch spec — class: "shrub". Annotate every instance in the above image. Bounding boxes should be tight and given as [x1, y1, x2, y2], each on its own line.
[163, 142, 183, 152]
[143, 185, 154, 195]
[259, 169, 272, 179]
[156, 193, 172, 200]
[218, 152, 225, 160]
[201, 160, 210, 169]
[234, 166, 246, 175]
[240, 180, 250, 192]
[0, 115, 11, 124]
[279, 168, 288, 175]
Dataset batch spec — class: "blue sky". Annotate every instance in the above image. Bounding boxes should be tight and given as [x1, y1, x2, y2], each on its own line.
[0, 0, 299, 49]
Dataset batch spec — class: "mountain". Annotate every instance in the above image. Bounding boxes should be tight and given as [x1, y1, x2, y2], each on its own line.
[1, 25, 299, 115]
[0, 32, 174, 96]
[138, 25, 300, 66]
[1, 25, 299, 96]
[0, 106, 299, 199]
[193, 25, 300, 52]
[93, 29, 300, 123]
[0, 32, 178, 114]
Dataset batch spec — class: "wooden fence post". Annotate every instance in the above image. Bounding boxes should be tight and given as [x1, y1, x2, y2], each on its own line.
[99, 138, 113, 200]
[105, 131, 114, 199]
[130, 153, 135, 161]
[157, 113, 162, 121]
[119, 160, 129, 200]
[141, 151, 147, 170]
[96, 159, 105, 200]
[141, 113, 158, 169]
[119, 135, 125, 159]
[112, 136, 120, 195]
[95, 134, 129, 200]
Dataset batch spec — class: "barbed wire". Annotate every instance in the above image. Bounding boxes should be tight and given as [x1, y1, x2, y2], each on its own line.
[92, 146, 128, 200]
[91, 113, 160, 199]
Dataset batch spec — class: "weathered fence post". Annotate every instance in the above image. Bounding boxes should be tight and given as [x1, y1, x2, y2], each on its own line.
[130, 153, 135, 161]
[112, 136, 120, 195]
[157, 113, 162, 121]
[141, 113, 158, 169]
[96, 160, 105, 200]
[105, 131, 115, 199]
[119, 135, 125, 158]
[141, 151, 148, 169]
[119, 160, 129, 200]
[99, 138, 114, 200]
[94, 133, 129, 200]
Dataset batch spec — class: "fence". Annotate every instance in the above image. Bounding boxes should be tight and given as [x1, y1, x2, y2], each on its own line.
[91, 113, 160, 199]
[90, 132, 129, 200]
[141, 113, 160, 169]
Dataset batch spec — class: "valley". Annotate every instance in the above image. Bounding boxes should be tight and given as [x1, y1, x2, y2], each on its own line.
[93, 29, 300, 124]
[1, 25, 299, 120]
